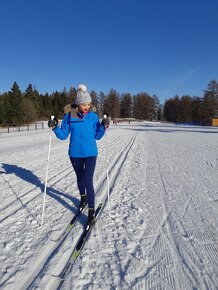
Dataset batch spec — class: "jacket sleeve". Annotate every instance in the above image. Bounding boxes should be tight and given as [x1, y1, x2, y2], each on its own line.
[94, 115, 105, 140]
[52, 114, 70, 140]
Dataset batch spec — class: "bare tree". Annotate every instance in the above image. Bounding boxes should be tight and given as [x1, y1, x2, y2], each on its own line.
[103, 89, 120, 119]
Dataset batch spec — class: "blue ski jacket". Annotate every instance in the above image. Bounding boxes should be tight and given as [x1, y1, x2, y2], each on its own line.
[53, 112, 105, 158]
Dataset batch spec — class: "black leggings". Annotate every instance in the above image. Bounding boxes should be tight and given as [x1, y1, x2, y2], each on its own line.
[70, 156, 97, 208]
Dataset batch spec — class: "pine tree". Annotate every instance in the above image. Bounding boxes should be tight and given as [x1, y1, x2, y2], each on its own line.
[178, 95, 192, 123]
[52, 91, 67, 118]
[120, 93, 132, 118]
[0, 93, 7, 125]
[90, 90, 98, 113]
[163, 96, 180, 123]
[192, 96, 203, 125]
[203, 80, 218, 125]
[6, 82, 24, 125]
[42, 93, 53, 118]
[23, 84, 38, 123]
[67, 86, 77, 104]
[25, 84, 36, 101]
[0, 103, 4, 124]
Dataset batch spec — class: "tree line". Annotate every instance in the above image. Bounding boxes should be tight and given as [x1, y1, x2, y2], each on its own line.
[163, 80, 218, 126]
[0, 82, 160, 126]
[0, 79, 217, 126]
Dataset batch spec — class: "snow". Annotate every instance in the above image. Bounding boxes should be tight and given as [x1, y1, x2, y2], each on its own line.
[0, 121, 218, 290]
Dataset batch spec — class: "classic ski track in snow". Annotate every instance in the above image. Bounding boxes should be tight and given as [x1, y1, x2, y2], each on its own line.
[1, 123, 218, 290]
[60, 126, 218, 290]
[147, 136, 202, 290]
[37, 132, 139, 290]
[132, 131, 218, 290]
[1, 131, 138, 290]
[123, 131, 218, 290]
[0, 135, 122, 224]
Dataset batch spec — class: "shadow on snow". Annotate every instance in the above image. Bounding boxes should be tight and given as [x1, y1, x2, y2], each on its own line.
[1, 163, 79, 216]
[112, 123, 218, 133]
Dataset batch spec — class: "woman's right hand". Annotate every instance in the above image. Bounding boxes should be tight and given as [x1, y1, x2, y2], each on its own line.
[48, 116, 58, 129]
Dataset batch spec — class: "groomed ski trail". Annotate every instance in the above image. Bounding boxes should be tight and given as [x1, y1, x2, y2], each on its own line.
[13, 131, 139, 290]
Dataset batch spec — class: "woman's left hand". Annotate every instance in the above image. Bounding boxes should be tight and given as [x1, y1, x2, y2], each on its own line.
[101, 114, 110, 128]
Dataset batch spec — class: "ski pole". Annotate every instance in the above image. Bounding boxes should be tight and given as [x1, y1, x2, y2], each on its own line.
[103, 116, 111, 217]
[40, 128, 52, 228]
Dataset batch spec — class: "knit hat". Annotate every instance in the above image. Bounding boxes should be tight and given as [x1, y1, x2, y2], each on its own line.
[75, 84, 92, 105]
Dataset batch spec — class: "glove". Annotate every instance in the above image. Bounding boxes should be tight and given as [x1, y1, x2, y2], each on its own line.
[48, 116, 58, 128]
[101, 113, 110, 128]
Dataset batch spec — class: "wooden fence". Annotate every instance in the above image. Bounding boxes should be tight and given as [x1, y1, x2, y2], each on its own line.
[0, 122, 46, 133]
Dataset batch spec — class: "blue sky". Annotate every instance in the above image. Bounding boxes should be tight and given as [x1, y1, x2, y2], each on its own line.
[0, 0, 217, 103]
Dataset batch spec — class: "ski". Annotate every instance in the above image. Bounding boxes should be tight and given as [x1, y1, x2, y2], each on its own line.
[56, 203, 103, 285]
[52, 205, 87, 243]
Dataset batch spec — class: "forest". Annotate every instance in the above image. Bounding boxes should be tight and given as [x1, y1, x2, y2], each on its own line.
[0, 79, 217, 126]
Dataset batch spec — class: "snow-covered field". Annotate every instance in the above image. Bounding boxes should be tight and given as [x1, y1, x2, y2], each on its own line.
[0, 121, 218, 290]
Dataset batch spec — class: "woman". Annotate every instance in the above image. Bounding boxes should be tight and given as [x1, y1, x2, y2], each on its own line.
[48, 84, 109, 227]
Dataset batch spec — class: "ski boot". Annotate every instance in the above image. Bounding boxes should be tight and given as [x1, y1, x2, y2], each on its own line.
[86, 208, 95, 229]
[79, 194, 87, 212]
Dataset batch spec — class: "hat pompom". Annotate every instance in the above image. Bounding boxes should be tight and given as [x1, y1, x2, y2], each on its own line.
[78, 84, 87, 92]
